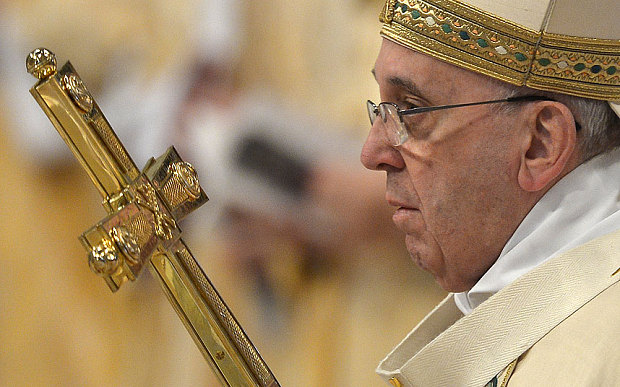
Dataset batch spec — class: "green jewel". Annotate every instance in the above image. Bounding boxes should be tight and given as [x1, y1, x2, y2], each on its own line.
[477, 38, 488, 48]
[442, 23, 452, 33]
[411, 9, 421, 19]
[538, 58, 551, 66]
[515, 52, 527, 61]
[607, 66, 617, 75]
[574, 63, 586, 71]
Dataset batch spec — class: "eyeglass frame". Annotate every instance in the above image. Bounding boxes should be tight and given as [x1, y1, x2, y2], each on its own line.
[366, 95, 578, 147]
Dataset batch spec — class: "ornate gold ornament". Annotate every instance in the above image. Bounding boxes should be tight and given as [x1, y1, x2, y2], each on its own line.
[88, 238, 121, 276]
[62, 73, 94, 112]
[168, 161, 201, 200]
[379, 0, 620, 101]
[135, 183, 176, 240]
[109, 226, 140, 265]
[26, 47, 57, 79]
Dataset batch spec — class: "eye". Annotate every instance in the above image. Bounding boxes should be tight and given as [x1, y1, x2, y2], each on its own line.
[399, 103, 419, 132]
[399, 101, 432, 139]
[400, 101, 420, 110]
[401, 114, 419, 136]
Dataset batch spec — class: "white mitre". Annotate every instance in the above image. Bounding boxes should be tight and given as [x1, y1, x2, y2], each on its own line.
[378, 0, 620, 117]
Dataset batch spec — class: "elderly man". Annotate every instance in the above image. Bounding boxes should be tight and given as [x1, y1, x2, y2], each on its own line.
[361, 0, 620, 385]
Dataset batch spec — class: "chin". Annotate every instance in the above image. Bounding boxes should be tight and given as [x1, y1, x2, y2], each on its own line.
[409, 252, 463, 292]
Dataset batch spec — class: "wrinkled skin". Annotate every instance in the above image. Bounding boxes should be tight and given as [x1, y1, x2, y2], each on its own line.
[361, 39, 540, 292]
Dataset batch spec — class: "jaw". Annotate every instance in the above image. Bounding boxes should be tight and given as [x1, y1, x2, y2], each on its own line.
[404, 231, 490, 293]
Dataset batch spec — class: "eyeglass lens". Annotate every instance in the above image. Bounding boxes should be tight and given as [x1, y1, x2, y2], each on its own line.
[380, 104, 407, 146]
[367, 100, 377, 125]
[367, 101, 409, 146]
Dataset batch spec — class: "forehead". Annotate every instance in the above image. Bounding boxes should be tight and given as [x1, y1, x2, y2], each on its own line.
[374, 39, 498, 101]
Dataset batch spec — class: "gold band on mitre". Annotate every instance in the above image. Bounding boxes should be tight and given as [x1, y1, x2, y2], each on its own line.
[379, 0, 620, 105]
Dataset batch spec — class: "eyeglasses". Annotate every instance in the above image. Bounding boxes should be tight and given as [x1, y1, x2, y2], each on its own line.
[367, 95, 553, 146]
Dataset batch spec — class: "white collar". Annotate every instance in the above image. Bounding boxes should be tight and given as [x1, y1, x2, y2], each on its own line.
[455, 148, 620, 315]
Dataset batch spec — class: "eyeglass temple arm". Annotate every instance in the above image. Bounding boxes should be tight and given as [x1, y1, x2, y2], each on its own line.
[401, 95, 552, 115]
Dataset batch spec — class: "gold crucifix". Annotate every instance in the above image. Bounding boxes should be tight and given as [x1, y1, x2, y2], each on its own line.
[26, 47, 279, 387]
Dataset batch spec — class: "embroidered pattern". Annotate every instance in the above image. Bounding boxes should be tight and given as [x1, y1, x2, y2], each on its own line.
[391, 0, 534, 73]
[532, 40, 620, 90]
[380, 0, 620, 100]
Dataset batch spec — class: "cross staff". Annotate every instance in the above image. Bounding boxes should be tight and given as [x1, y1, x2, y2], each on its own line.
[26, 47, 279, 387]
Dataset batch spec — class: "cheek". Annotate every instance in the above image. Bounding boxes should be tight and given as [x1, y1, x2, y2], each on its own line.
[417, 123, 517, 211]
[402, 141, 476, 222]
[431, 142, 514, 236]
[404, 132, 518, 279]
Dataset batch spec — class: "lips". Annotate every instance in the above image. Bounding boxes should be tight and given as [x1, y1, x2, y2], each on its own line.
[386, 195, 431, 272]
[392, 207, 418, 228]
[385, 194, 418, 211]
[387, 206, 417, 234]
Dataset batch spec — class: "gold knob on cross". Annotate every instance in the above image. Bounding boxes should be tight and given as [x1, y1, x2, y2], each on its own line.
[26, 48, 57, 79]
[88, 238, 121, 276]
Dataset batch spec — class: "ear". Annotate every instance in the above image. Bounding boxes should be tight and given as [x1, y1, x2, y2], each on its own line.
[517, 102, 578, 192]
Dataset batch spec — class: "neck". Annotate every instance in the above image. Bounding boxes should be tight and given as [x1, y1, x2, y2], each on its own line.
[455, 147, 620, 314]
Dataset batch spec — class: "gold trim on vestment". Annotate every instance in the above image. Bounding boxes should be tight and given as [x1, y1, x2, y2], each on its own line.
[499, 358, 518, 387]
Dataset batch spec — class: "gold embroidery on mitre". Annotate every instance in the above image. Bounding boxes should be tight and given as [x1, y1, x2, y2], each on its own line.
[379, 0, 620, 101]
[380, 0, 398, 23]
[529, 33, 620, 100]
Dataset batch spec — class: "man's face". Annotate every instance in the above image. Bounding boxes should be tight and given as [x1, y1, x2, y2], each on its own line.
[362, 39, 531, 292]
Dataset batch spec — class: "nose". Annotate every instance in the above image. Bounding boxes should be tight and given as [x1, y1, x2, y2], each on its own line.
[360, 120, 406, 171]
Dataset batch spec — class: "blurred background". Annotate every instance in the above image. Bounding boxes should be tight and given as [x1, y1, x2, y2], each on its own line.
[0, 0, 446, 385]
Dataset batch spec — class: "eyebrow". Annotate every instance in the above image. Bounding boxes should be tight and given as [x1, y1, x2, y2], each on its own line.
[371, 68, 422, 96]
[388, 76, 421, 96]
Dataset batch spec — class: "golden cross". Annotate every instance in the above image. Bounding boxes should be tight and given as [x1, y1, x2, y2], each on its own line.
[26, 47, 279, 387]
